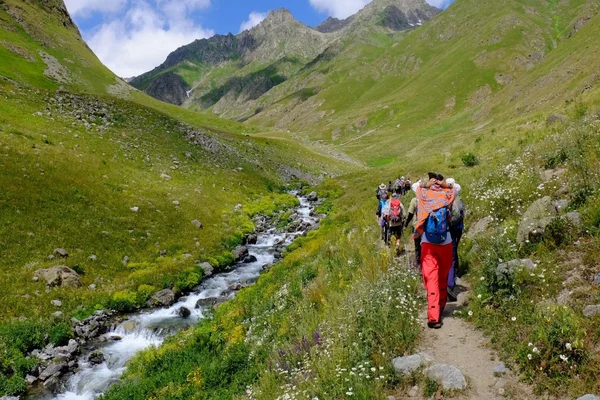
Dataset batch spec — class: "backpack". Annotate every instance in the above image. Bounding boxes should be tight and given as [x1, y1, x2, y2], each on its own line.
[376, 188, 387, 200]
[389, 199, 404, 226]
[393, 179, 402, 193]
[451, 199, 465, 228]
[424, 207, 451, 244]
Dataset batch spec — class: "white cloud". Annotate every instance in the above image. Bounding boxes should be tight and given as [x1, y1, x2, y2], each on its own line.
[81, 1, 214, 77]
[64, 0, 127, 17]
[239, 11, 268, 33]
[309, 0, 454, 18]
[309, 0, 370, 19]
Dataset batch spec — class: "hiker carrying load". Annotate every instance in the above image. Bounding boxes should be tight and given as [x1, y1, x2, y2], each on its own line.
[385, 192, 405, 252]
[413, 172, 456, 329]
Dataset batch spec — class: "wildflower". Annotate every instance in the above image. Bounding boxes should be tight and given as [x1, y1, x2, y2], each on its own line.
[511, 316, 517, 322]
[480, 276, 485, 281]
[527, 354, 532, 360]
[559, 354, 568, 362]
[468, 310, 473, 316]
[477, 294, 482, 299]
[565, 343, 572, 350]
[532, 347, 539, 354]
[528, 342, 533, 347]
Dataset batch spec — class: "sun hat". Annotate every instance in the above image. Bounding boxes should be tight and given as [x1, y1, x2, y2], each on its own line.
[379, 183, 387, 190]
[392, 193, 400, 199]
[446, 178, 456, 186]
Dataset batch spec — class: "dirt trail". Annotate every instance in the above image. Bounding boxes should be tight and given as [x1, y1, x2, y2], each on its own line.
[394, 245, 536, 399]
[418, 283, 534, 399]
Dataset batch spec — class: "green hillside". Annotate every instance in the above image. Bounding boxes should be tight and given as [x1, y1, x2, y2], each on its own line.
[1, 0, 600, 399]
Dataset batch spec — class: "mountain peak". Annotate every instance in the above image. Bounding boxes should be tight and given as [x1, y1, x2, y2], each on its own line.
[264, 8, 296, 24]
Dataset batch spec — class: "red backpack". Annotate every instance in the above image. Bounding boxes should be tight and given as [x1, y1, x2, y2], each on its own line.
[390, 199, 403, 224]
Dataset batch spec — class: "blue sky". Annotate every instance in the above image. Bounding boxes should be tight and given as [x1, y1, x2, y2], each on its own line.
[64, 0, 454, 77]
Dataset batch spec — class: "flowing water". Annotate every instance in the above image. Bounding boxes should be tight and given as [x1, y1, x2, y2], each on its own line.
[39, 195, 316, 400]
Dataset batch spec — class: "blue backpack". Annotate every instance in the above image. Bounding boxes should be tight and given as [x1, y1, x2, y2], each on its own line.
[425, 207, 451, 244]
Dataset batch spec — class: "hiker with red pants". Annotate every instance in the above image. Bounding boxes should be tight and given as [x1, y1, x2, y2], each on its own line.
[413, 173, 456, 329]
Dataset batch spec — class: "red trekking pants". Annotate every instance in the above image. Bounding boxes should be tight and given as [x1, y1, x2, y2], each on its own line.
[421, 242, 453, 323]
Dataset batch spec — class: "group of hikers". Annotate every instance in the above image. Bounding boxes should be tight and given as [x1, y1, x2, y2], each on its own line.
[375, 172, 465, 329]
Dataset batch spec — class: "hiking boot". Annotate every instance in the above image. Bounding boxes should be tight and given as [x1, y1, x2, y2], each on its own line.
[447, 287, 457, 303]
[427, 321, 443, 329]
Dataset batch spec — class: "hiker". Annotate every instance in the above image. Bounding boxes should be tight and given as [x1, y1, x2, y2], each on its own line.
[376, 183, 389, 240]
[380, 192, 391, 243]
[392, 177, 403, 195]
[413, 173, 456, 329]
[386, 192, 405, 253]
[405, 190, 421, 269]
[446, 178, 464, 302]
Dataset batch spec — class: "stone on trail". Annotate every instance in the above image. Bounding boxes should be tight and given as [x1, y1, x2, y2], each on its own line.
[493, 363, 507, 375]
[53, 248, 69, 258]
[34, 266, 82, 288]
[583, 305, 600, 318]
[424, 364, 467, 390]
[191, 219, 203, 229]
[392, 353, 432, 375]
[147, 289, 175, 307]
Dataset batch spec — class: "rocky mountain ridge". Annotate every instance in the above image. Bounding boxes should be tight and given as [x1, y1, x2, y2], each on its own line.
[130, 0, 440, 107]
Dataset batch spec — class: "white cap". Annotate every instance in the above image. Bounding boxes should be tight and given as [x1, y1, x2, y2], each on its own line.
[446, 178, 456, 186]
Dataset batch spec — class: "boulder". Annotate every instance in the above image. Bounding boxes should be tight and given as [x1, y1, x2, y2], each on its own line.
[517, 196, 559, 245]
[424, 364, 467, 390]
[541, 168, 567, 183]
[38, 362, 67, 381]
[88, 350, 105, 365]
[53, 248, 69, 258]
[565, 212, 582, 228]
[178, 306, 191, 319]
[466, 216, 493, 239]
[198, 262, 213, 277]
[546, 113, 567, 126]
[232, 245, 249, 262]
[195, 296, 228, 309]
[392, 353, 432, 375]
[191, 219, 203, 229]
[34, 266, 82, 288]
[577, 396, 600, 400]
[583, 305, 600, 318]
[306, 192, 318, 202]
[243, 255, 258, 264]
[496, 259, 536, 278]
[25, 374, 38, 385]
[147, 289, 175, 307]
[245, 234, 258, 245]
[553, 199, 569, 212]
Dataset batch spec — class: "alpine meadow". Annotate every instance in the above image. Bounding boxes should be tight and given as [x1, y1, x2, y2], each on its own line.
[1, 0, 600, 399]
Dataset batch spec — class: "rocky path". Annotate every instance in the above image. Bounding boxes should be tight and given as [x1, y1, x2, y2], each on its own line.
[417, 283, 534, 399]
[389, 246, 536, 400]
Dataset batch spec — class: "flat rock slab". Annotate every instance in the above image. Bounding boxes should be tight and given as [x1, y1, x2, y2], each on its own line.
[392, 353, 432, 375]
[424, 363, 467, 390]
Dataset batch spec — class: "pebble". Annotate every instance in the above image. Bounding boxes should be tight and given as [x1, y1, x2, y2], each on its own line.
[493, 363, 507, 375]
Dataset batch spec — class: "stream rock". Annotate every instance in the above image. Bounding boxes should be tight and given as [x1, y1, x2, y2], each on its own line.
[178, 306, 191, 319]
[306, 192, 318, 202]
[34, 266, 82, 288]
[424, 364, 467, 390]
[72, 310, 115, 339]
[244, 234, 258, 245]
[244, 255, 258, 263]
[147, 289, 175, 307]
[38, 362, 67, 381]
[88, 350, 105, 365]
[232, 245, 249, 262]
[198, 262, 214, 277]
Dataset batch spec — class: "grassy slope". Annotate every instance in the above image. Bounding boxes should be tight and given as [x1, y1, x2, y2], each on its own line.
[0, 1, 359, 395]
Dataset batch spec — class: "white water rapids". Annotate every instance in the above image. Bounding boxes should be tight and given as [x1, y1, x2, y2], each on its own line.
[37, 195, 316, 400]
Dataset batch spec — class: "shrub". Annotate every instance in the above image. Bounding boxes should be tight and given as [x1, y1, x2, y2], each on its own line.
[544, 217, 576, 249]
[461, 152, 479, 167]
[136, 285, 157, 303]
[176, 270, 201, 292]
[110, 290, 138, 312]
